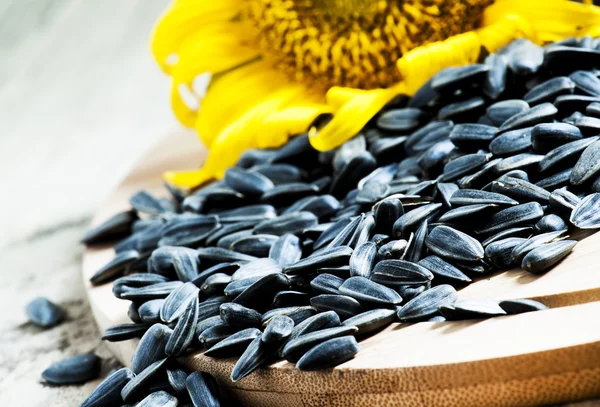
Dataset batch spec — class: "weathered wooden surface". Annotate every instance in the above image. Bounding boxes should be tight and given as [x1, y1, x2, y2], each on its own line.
[0, 1, 177, 405]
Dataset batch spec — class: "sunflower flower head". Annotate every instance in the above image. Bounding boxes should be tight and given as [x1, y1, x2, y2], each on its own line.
[152, 0, 600, 189]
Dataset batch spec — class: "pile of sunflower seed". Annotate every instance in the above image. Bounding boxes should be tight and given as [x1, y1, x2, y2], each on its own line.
[73, 36, 600, 406]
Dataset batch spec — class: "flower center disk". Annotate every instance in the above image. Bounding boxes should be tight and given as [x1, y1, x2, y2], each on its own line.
[244, 0, 493, 89]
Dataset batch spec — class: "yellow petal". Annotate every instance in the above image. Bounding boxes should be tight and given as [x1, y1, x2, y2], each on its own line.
[309, 85, 402, 152]
[260, 104, 332, 148]
[477, 14, 537, 51]
[397, 32, 481, 95]
[151, 0, 243, 73]
[168, 24, 259, 129]
[196, 61, 306, 148]
[484, 0, 600, 42]
[166, 84, 326, 188]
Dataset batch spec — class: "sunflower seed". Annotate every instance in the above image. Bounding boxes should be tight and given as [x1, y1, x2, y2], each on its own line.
[81, 368, 134, 407]
[137, 391, 178, 407]
[342, 308, 396, 335]
[197, 296, 227, 321]
[272, 290, 310, 308]
[426, 225, 484, 262]
[204, 328, 262, 359]
[377, 108, 425, 132]
[159, 216, 219, 247]
[138, 299, 165, 323]
[313, 217, 353, 250]
[160, 282, 199, 323]
[523, 76, 575, 105]
[535, 168, 573, 190]
[488, 127, 531, 157]
[228, 234, 278, 257]
[284, 246, 353, 275]
[296, 335, 359, 371]
[260, 306, 317, 325]
[217, 205, 277, 224]
[497, 103, 557, 134]
[373, 198, 404, 235]
[198, 324, 236, 349]
[194, 315, 223, 338]
[191, 263, 239, 289]
[230, 335, 275, 382]
[418, 256, 472, 284]
[377, 239, 408, 260]
[166, 368, 188, 394]
[199, 273, 231, 297]
[442, 153, 491, 182]
[253, 212, 318, 236]
[349, 241, 377, 278]
[90, 250, 139, 285]
[438, 204, 498, 224]
[486, 100, 529, 126]
[233, 273, 290, 311]
[103, 323, 150, 342]
[570, 193, 600, 229]
[26, 297, 65, 328]
[534, 214, 568, 233]
[185, 372, 220, 407]
[333, 135, 367, 172]
[121, 358, 168, 402]
[570, 140, 600, 185]
[484, 237, 527, 268]
[431, 64, 489, 92]
[439, 299, 506, 320]
[165, 296, 198, 356]
[310, 295, 363, 320]
[356, 182, 390, 204]
[288, 311, 341, 344]
[521, 240, 577, 273]
[131, 324, 173, 374]
[371, 259, 433, 286]
[219, 302, 262, 328]
[120, 281, 184, 301]
[82, 210, 137, 245]
[230, 258, 282, 282]
[499, 299, 549, 314]
[402, 220, 428, 262]
[550, 188, 582, 216]
[587, 101, 600, 118]
[397, 284, 456, 321]
[42, 353, 101, 385]
[130, 191, 167, 215]
[483, 53, 508, 99]
[261, 182, 319, 206]
[539, 136, 599, 174]
[392, 203, 442, 237]
[282, 325, 359, 363]
[196, 247, 257, 265]
[475, 202, 544, 235]
[262, 315, 294, 344]
[224, 167, 274, 197]
[507, 39, 544, 75]
[569, 70, 600, 96]
[555, 95, 600, 115]
[530, 123, 583, 154]
[330, 151, 378, 198]
[339, 276, 402, 306]
[309, 273, 344, 295]
[491, 177, 550, 204]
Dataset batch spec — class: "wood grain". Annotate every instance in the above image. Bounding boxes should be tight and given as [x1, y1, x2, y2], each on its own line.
[83, 132, 600, 406]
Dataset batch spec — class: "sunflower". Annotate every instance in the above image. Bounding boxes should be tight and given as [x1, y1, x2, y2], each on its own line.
[152, 0, 600, 189]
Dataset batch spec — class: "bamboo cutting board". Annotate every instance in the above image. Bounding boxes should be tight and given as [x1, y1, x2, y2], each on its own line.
[82, 131, 600, 407]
